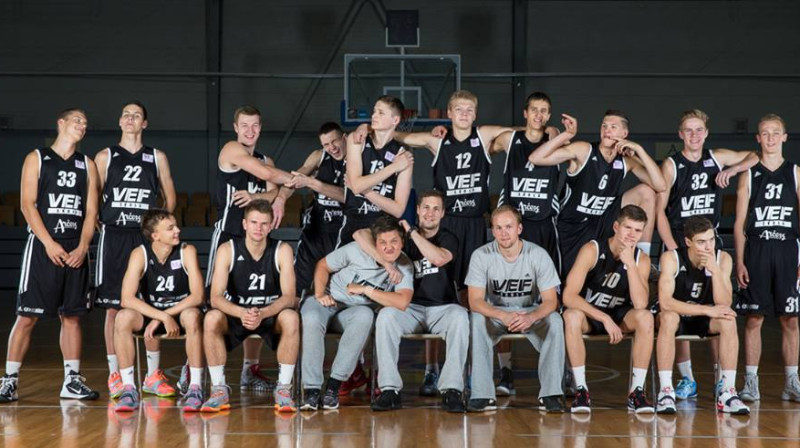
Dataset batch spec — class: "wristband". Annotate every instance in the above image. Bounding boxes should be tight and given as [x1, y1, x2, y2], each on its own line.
[407, 226, 419, 237]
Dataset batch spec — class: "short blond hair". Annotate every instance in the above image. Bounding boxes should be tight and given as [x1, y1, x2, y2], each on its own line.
[758, 113, 786, 132]
[447, 90, 478, 110]
[679, 109, 709, 129]
[490, 205, 521, 225]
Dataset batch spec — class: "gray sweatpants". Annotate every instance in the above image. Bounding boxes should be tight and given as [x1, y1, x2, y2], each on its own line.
[376, 303, 469, 392]
[301, 297, 375, 389]
[470, 306, 565, 400]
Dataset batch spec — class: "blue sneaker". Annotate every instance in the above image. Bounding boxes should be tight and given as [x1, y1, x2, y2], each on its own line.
[675, 377, 697, 400]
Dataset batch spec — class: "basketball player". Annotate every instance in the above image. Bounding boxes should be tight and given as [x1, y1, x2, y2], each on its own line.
[352, 190, 468, 412]
[113, 209, 205, 412]
[529, 111, 666, 278]
[562, 205, 654, 414]
[93, 101, 178, 399]
[390, 90, 512, 395]
[655, 109, 758, 400]
[300, 215, 414, 411]
[0, 108, 100, 403]
[734, 114, 800, 403]
[655, 217, 748, 415]
[466, 205, 565, 413]
[206, 105, 295, 394]
[202, 200, 299, 412]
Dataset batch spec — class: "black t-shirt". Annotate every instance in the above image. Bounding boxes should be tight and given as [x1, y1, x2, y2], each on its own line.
[433, 127, 491, 217]
[746, 161, 799, 241]
[214, 151, 268, 237]
[559, 144, 626, 224]
[226, 237, 282, 308]
[672, 248, 718, 306]
[100, 146, 160, 228]
[665, 149, 723, 243]
[405, 228, 460, 307]
[140, 243, 190, 309]
[579, 239, 640, 311]
[306, 151, 345, 232]
[34, 147, 89, 240]
[499, 130, 560, 221]
[343, 136, 403, 221]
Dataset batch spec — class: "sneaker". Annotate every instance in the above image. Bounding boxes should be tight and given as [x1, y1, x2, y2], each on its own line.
[627, 387, 655, 414]
[739, 374, 760, 402]
[274, 384, 297, 412]
[441, 389, 466, 413]
[656, 387, 677, 414]
[339, 362, 368, 396]
[570, 387, 592, 413]
[675, 376, 698, 400]
[142, 369, 177, 397]
[108, 371, 124, 399]
[466, 398, 497, 412]
[781, 374, 800, 402]
[240, 364, 276, 391]
[419, 370, 439, 397]
[177, 362, 190, 396]
[300, 389, 321, 411]
[114, 385, 139, 412]
[181, 384, 204, 412]
[717, 387, 750, 415]
[495, 367, 516, 396]
[201, 385, 231, 412]
[322, 380, 340, 410]
[539, 395, 566, 413]
[371, 390, 402, 411]
[60, 371, 99, 400]
[0, 374, 19, 403]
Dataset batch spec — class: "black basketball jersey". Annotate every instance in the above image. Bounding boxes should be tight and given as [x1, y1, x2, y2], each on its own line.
[559, 144, 627, 224]
[342, 136, 403, 220]
[580, 239, 639, 310]
[225, 237, 282, 308]
[433, 127, 491, 217]
[746, 161, 799, 241]
[665, 149, 722, 236]
[140, 243, 190, 309]
[215, 151, 269, 236]
[406, 228, 460, 307]
[306, 151, 345, 231]
[672, 248, 718, 306]
[34, 147, 89, 240]
[498, 130, 560, 221]
[100, 146, 160, 228]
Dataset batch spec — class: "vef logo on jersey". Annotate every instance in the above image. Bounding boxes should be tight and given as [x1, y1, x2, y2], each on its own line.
[111, 187, 151, 210]
[236, 295, 278, 306]
[53, 219, 78, 234]
[413, 258, 439, 278]
[576, 193, 615, 216]
[510, 177, 549, 200]
[754, 206, 792, 228]
[47, 193, 83, 216]
[451, 198, 477, 213]
[680, 194, 715, 217]
[585, 288, 626, 309]
[445, 173, 482, 196]
[759, 230, 787, 241]
[491, 278, 533, 298]
[115, 212, 143, 226]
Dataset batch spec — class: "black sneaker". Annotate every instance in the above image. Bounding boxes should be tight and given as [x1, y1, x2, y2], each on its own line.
[60, 371, 99, 400]
[495, 367, 516, 396]
[571, 387, 591, 413]
[467, 398, 497, 412]
[627, 387, 655, 414]
[441, 389, 466, 413]
[322, 379, 341, 410]
[371, 390, 402, 411]
[300, 389, 321, 411]
[539, 395, 565, 413]
[563, 369, 577, 397]
[419, 370, 439, 397]
[0, 374, 18, 403]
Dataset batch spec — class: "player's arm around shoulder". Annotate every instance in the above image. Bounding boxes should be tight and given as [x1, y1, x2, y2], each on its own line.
[395, 130, 440, 154]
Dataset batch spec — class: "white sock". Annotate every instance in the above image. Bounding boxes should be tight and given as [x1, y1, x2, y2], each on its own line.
[497, 352, 512, 370]
[5, 361, 21, 376]
[209, 366, 226, 386]
[145, 351, 160, 377]
[425, 363, 439, 374]
[745, 365, 758, 376]
[243, 358, 258, 374]
[278, 364, 295, 386]
[785, 366, 798, 378]
[64, 360, 79, 377]
[659, 370, 673, 391]
[721, 370, 736, 390]
[636, 242, 652, 255]
[121, 367, 135, 387]
[190, 367, 204, 387]
[630, 368, 648, 393]
[107, 355, 118, 374]
[677, 360, 694, 381]
[572, 366, 587, 390]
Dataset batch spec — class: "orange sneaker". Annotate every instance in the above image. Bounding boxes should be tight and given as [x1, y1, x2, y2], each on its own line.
[142, 369, 177, 397]
[108, 371, 124, 399]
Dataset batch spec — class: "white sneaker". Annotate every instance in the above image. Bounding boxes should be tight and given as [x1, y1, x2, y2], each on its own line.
[781, 374, 800, 402]
[717, 387, 750, 415]
[656, 387, 677, 414]
[739, 374, 760, 402]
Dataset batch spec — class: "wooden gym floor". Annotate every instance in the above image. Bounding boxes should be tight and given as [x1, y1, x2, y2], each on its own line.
[0, 291, 798, 447]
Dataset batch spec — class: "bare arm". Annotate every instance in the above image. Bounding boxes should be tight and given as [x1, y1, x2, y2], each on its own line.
[468, 285, 512, 323]
[119, 248, 168, 321]
[656, 159, 678, 250]
[528, 114, 583, 168]
[490, 130, 513, 155]
[628, 253, 651, 310]
[345, 133, 412, 195]
[155, 149, 177, 212]
[313, 258, 333, 300]
[658, 251, 718, 317]
[66, 157, 100, 268]
[289, 150, 345, 203]
[714, 149, 759, 188]
[622, 142, 667, 192]
[222, 142, 294, 185]
[162, 244, 205, 315]
[733, 171, 750, 288]
[20, 151, 67, 266]
[259, 243, 298, 319]
[94, 148, 109, 190]
[363, 161, 413, 218]
[477, 125, 515, 154]
[394, 131, 440, 155]
[562, 243, 619, 323]
[406, 229, 453, 267]
[709, 252, 733, 307]
[348, 283, 412, 311]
